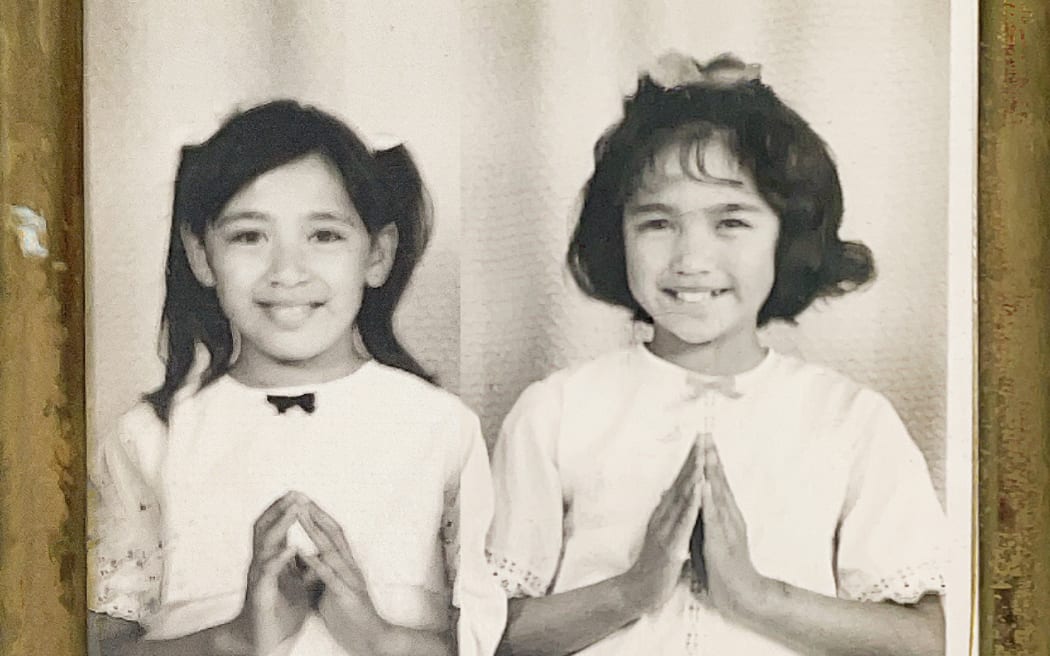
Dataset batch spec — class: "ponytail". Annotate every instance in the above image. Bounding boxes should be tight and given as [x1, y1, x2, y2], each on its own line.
[357, 144, 433, 383]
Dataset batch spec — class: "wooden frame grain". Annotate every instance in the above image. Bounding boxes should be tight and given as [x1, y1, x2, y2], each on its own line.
[1, 2, 86, 654]
[0, 1, 1047, 654]
[977, 2, 1050, 654]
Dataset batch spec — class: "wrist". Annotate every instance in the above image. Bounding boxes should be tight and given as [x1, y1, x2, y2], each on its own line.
[739, 575, 789, 621]
[612, 568, 653, 618]
[362, 614, 397, 656]
[211, 614, 254, 656]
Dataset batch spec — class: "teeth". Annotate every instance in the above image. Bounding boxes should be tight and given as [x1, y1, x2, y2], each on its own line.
[267, 305, 311, 324]
[677, 291, 709, 302]
[674, 289, 726, 302]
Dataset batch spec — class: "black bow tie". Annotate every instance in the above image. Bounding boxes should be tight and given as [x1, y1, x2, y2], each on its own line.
[266, 393, 316, 415]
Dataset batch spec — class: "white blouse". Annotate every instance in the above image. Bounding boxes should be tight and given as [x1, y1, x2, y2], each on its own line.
[88, 360, 506, 656]
[487, 345, 946, 655]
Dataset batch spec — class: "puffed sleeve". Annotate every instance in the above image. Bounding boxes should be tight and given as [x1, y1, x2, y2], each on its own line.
[835, 392, 947, 604]
[441, 405, 507, 656]
[485, 379, 566, 599]
[87, 404, 167, 624]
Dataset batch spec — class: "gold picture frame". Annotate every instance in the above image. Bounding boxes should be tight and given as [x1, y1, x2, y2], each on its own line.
[0, 1, 1047, 654]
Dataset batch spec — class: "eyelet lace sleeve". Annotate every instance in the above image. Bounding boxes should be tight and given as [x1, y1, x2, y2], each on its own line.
[486, 380, 565, 600]
[835, 393, 948, 605]
[441, 407, 508, 656]
[838, 562, 946, 604]
[87, 405, 166, 624]
[485, 550, 551, 599]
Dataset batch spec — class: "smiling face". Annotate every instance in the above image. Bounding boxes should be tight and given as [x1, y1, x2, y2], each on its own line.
[623, 135, 779, 366]
[183, 153, 396, 385]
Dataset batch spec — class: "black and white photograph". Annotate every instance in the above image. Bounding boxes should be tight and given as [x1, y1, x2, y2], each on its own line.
[85, 2, 975, 654]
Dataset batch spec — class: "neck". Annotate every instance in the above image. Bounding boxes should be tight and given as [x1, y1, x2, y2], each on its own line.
[228, 341, 369, 388]
[647, 326, 766, 376]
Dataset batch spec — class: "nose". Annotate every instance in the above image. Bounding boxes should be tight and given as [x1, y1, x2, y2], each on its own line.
[670, 224, 717, 275]
[267, 238, 310, 287]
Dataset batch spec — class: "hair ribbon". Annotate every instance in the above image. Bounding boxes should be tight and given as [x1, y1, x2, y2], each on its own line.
[648, 51, 762, 90]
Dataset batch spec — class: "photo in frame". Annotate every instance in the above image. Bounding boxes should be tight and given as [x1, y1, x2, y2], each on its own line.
[0, 1, 1041, 654]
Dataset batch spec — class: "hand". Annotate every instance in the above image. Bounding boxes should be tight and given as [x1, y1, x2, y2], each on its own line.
[620, 439, 703, 615]
[234, 491, 313, 653]
[698, 434, 770, 618]
[297, 499, 390, 653]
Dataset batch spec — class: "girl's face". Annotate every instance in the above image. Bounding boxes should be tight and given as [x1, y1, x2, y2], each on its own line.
[623, 137, 779, 356]
[184, 154, 396, 381]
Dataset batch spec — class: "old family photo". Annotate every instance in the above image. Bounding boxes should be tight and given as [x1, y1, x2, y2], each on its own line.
[85, 1, 974, 655]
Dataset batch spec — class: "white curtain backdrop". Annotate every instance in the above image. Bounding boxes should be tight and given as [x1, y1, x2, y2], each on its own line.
[87, 1, 950, 501]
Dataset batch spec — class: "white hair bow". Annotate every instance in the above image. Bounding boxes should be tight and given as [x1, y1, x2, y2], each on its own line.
[648, 51, 761, 90]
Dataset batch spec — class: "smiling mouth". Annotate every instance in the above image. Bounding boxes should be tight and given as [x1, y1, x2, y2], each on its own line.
[258, 301, 324, 326]
[665, 288, 730, 303]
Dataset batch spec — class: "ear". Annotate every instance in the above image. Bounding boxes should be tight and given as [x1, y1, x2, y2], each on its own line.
[365, 223, 399, 288]
[180, 225, 216, 288]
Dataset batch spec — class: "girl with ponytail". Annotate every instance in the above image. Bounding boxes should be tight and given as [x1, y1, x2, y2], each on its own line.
[89, 100, 505, 656]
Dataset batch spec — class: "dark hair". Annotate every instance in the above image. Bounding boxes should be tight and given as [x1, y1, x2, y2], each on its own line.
[144, 100, 432, 420]
[568, 54, 874, 325]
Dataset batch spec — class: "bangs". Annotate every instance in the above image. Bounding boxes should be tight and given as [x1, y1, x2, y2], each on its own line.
[628, 123, 746, 201]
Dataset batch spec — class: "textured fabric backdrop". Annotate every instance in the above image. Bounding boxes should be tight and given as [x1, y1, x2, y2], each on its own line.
[87, 0, 949, 499]
[459, 1, 950, 501]
[86, 0, 465, 439]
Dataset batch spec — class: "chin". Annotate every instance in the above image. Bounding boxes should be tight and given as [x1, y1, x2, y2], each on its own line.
[254, 338, 335, 366]
[653, 319, 727, 347]
[667, 332, 723, 348]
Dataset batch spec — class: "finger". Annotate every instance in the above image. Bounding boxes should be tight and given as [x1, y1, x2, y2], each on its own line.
[253, 491, 303, 540]
[297, 510, 342, 559]
[300, 553, 356, 597]
[660, 444, 698, 516]
[673, 441, 700, 490]
[700, 478, 716, 528]
[702, 443, 729, 520]
[260, 545, 300, 581]
[298, 511, 362, 585]
[670, 477, 704, 553]
[670, 472, 700, 530]
[707, 442, 745, 535]
[704, 437, 731, 496]
[303, 499, 352, 553]
[256, 502, 304, 560]
[298, 507, 344, 554]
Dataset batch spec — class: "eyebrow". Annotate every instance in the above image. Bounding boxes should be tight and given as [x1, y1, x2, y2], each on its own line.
[625, 201, 765, 216]
[307, 211, 355, 223]
[213, 210, 355, 226]
[713, 202, 764, 213]
[625, 202, 675, 215]
[213, 211, 267, 227]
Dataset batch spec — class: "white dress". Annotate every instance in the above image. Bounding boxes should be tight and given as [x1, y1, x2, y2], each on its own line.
[88, 360, 507, 656]
[487, 345, 946, 655]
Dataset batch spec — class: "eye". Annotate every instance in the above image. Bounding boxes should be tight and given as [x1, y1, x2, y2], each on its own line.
[637, 217, 672, 232]
[718, 217, 751, 230]
[228, 229, 265, 245]
[311, 228, 347, 244]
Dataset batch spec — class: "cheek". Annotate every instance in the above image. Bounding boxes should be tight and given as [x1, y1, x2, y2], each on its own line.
[312, 249, 369, 292]
[212, 259, 264, 300]
[743, 240, 778, 296]
[624, 236, 665, 285]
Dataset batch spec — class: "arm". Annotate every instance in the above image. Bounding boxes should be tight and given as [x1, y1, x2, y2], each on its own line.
[367, 624, 453, 656]
[90, 612, 251, 656]
[93, 492, 315, 656]
[699, 434, 945, 656]
[299, 501, 455, 656]
[499, 442, 704, 656]
[499, 573, 644, 656]
[441, 411, 509, 656]
[737, 584, 943, 656]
